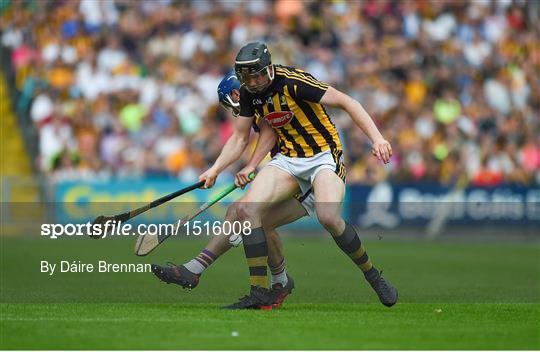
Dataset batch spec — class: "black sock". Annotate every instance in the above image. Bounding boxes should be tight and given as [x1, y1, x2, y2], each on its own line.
[242, 227, 268, 288]
[332, 222, 379, 280]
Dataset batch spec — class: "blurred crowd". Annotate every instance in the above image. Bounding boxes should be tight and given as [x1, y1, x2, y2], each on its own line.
[2, 0, 539, 186]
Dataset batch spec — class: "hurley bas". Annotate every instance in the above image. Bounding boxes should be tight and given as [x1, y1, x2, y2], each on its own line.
[41, 260, 151, 276]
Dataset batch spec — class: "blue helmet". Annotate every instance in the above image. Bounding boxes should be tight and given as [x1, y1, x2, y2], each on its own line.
[217, 70, 241, 117]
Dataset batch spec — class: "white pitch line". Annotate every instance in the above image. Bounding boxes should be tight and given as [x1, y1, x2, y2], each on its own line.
[1, 316, 182, 322]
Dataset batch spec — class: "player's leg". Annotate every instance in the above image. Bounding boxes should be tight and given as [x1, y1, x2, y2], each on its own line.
[181, 202, 240, 273]
[312, 169, 374, 272]
[312, 168, 398, 307]
[151, 202, 241, 289]
[234, 166, 299, 288]
[312, 169, 346, 235]
[181, 197, 307, 288]
[224, 165, 299, 309]
[151, 181, 304, 293]
[262, 198, 307, 284]
[262, 197, 307, 305]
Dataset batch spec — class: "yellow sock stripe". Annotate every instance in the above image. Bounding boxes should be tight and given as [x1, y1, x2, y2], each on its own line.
[349, 246, 366, 260]
[250, 275, 268, 288]
[359, 261, 373, 272]
[247, 256, 267, 267]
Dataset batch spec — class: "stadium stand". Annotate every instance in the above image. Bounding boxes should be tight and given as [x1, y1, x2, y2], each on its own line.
[1, 0, 538, 187]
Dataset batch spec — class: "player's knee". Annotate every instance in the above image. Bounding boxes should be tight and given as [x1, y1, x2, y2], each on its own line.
[262, 225, 278, 241]
[316, 211, 341, 231]
[235, 202, 259, 222]
[261, 220, 271, 233]
[224, 202, 239, 221]
[261, 215, 277, 231]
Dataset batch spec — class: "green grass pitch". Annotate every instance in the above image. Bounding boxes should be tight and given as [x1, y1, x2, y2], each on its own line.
[1, 234, 539, 349]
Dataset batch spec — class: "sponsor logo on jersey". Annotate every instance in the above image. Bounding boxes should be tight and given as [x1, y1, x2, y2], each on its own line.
[263, 111, 294, 128]
[252, 98, 262, 105]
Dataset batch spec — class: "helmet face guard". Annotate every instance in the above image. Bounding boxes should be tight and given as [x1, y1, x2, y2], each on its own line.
[217, 71, 241, 116]
[235, 65, 274, 94]
[235, 42, 273, 94]
[219, 95, 240, 117]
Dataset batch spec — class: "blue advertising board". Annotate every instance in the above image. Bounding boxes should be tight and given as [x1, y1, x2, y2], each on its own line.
[54, 179, 540, 231]
[347, 182, 540, 230]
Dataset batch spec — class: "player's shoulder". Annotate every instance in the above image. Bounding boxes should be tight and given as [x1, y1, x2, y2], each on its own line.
[274, 65, 326, 89]
[274, 65, 318, 80]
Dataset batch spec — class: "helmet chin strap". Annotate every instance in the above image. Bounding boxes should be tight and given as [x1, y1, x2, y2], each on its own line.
[267, 64, 274, 81]
[223, 95, 240, 116]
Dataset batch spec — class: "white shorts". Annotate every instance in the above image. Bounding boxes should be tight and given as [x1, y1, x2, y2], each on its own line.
[267, 149, 346, 217]
[295, 190, 315, 217]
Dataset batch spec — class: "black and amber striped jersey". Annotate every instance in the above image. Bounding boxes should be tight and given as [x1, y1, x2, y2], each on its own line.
[239, 65, 342, 158]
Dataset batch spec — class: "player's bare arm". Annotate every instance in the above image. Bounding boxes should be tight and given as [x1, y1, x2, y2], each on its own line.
[320, 86, 393, 164]
[199, 116, 253, 188]
[236, 119, 277, 187]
